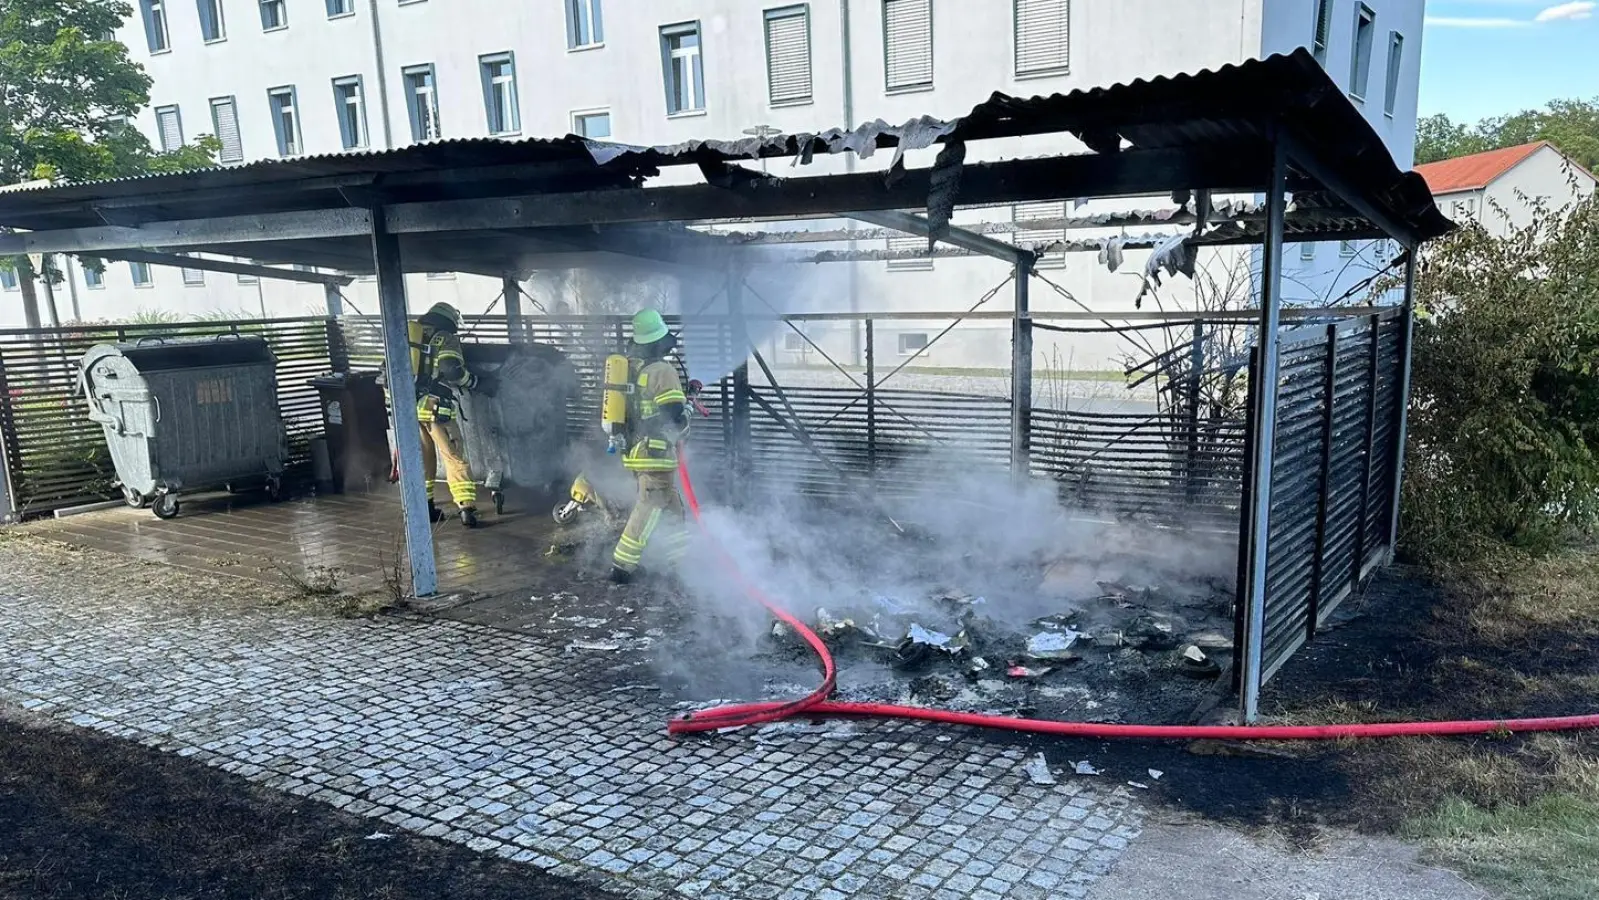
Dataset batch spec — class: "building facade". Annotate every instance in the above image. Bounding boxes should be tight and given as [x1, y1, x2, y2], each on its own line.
[6, 0, 1428, 371]
[1415, 141, 1598, 238]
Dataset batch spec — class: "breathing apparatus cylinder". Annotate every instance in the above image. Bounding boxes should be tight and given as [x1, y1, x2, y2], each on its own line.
[600, 353, 631, 454]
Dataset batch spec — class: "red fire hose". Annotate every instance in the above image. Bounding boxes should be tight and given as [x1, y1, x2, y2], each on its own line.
[669, 458, 1599, 741]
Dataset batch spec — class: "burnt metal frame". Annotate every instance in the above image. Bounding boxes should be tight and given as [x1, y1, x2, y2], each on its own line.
[1233, 134, 1421, 722]
[0, 101, 1435, 718]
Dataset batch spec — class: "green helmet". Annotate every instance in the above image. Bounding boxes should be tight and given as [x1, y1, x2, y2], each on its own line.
[631, 308, 670, 345]
[422, 302, 462, 332]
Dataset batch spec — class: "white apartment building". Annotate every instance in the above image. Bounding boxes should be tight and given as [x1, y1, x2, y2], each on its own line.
[4, 0, 1427, 371]
[1415, 140, 1597, 238]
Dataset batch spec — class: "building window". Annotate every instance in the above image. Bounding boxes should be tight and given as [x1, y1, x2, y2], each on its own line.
[897, 332, 929, 355]
[140, 0, 170, 52]
[1339, 240, 1356, 258]
[332, 76, 369, 149]
[210, 97, 244, 163]
[1014, 200, 1066, 268]
[1014, 0, 1068, 76]
[782, 331, 807, 352]
[130, 261, 153, 287]
[1300, 241, 1316, 262]
[883, 0, 933, 91]
[1350, 4, 1375, 101]
[182, 265, 205, 285]
[660, 22, 705, 115]
[886, 233, 933, 270]
[237, 260, 258, 285]
[154, 105, 183, 152]
[1312, 0, 1333, 64]
[84, 266, 105, 289]
[765, 5, 812, 106]
[572, 109, 611, 138]
[427, 272, 455, 280]
[566, 0, 603, 48]
[259, 0, 287, 30]
[1383, 32, 1404, 116]
[403, 64, 441, 141]
[267, 86, 302, 156]
[196, 0, 226, 41]
[0, 268, 17, 291]
[479, 53, 521, 135]
[326, 0, 353, 16]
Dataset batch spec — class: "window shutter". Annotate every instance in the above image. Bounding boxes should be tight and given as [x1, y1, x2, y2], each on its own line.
[765, 8, 812, 104]
[1014, 0, 1068, 75]
[884, 0, 932, 90]
[212, 99, 243, 162]
[1014, 200, 1066, 267]
[1313, 0, 1333, 55]
[886, 233, 933, 269]
[156, 107, 183, 151]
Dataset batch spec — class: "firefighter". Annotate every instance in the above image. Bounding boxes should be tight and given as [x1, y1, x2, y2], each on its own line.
[610, 308, 691, 583]
[409, 302, 494, 527]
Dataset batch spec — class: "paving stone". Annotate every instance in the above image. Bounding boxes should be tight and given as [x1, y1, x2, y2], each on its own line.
[0, 552, 1145, 900]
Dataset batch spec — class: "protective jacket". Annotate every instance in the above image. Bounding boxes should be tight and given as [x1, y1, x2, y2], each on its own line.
[411, 324, 475, 423]
[621, 358, 688, 472]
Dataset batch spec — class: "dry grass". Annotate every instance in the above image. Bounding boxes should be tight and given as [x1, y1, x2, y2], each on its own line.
[1251, 543, 1599, 900]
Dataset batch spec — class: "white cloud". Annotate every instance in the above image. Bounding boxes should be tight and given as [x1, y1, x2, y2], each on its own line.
[1535, 1, 1596, 21]
[1425, 15, 1532, 26]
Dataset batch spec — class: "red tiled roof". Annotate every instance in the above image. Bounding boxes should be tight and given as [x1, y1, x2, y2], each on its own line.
[1414, 141, 1548, 194]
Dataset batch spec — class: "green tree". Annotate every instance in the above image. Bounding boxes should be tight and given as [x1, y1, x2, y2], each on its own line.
[1403, 198, 1599, 562]
[1416, 99, 1599, 172]
[1, 0, 219, 326]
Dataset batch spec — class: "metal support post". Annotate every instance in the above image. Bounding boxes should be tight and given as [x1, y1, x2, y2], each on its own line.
[727, 270, 753, 505]
[1386, 255, 1418, 557]
[323, 282, 345, 318]
[0, 356, 19, 523]
[1185, 320, 1205, 502]
[865, 318, 877, 479]
[370, 205, 438, 597]
[502, 276, 524, 343]
[1010, 258, 1033, 482]
[1308, 323, 1339, 637]
[1230, 346, 1260, 695]
[1239, 138, 1290, 724]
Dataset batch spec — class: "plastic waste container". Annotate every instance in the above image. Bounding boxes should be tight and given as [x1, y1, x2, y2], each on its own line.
[308, 371, 390, 494]
[79, 335, 288, 519]
[455, 341, 577, 514]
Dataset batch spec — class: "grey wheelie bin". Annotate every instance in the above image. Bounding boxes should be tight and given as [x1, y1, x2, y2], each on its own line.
[455, 341, 577, 514]
[79, 335, 289, 519]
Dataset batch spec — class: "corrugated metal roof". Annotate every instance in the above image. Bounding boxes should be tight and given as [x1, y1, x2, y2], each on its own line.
[0, 49, 1452, 246]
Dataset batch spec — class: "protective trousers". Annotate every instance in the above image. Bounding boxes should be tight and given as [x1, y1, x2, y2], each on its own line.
[419, 417, 477, 508]
[612, 470, 688, 574]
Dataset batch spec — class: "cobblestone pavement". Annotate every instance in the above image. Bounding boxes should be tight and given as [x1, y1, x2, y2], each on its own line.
[0, 540, 1143, 900]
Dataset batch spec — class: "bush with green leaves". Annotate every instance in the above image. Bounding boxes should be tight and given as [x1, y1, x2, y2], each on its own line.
[1403, 197, 1599, 562]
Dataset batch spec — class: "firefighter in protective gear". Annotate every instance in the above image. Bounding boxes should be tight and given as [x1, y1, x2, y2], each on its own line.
[409, 302, 490, 528]
[609, 308, 691, 584]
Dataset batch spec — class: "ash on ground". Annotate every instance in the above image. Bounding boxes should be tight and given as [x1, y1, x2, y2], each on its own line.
[756, 575, 1235, 726]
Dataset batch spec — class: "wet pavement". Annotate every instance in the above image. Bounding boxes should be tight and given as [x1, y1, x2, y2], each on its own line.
[30, 484, 563, 601]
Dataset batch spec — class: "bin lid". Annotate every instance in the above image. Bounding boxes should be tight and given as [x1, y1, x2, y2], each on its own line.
[85, 334, 275, 373]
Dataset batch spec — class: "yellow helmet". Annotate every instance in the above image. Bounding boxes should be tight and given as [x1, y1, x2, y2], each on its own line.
[632, 308, 670, 345]
[422, 302, 462, 331]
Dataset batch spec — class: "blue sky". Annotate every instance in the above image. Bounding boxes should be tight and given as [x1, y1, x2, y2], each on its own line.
[1421, 0, 1599, 121]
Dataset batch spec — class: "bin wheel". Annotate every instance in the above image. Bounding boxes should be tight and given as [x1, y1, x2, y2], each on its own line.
[265, 477, 284, 502]
[552, 500, 581, 526]
[122, 486, 148, 509]
[492, 491, 505, 515]
[152, 493, 180, 520]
